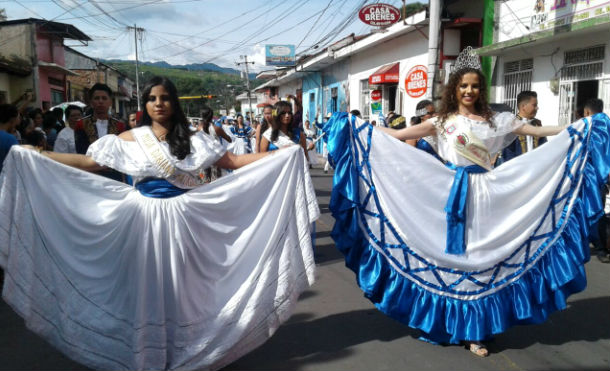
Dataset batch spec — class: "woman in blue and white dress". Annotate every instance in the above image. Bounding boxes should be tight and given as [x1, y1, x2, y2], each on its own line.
[260, 101, 308, 154]
[323, 62, 610, 357]
[229, 114, 253, 154]
[0, 76, 319, 371]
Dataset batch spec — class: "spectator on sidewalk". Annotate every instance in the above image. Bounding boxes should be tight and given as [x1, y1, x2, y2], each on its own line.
[54, 105, 83, 154]
[0, 104, 20, 172]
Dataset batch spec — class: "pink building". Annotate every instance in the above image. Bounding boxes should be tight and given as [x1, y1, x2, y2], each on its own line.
[0, 18, 90, 108]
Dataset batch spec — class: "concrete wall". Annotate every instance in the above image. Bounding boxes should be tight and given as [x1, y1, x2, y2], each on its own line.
[36, 32, 65, 65]
[0, 24, 33, 61]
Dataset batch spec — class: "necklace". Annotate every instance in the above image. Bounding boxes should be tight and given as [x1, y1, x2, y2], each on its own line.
[155, 132, 167, 141]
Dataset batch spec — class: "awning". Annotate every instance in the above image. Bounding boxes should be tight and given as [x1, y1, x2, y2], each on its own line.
[38, 61, 78, 76]
[369, 62, 399, 85]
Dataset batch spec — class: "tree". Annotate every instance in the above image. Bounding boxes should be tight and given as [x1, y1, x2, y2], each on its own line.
[402, 2, 426, 17]
[0, 9, 7, 21]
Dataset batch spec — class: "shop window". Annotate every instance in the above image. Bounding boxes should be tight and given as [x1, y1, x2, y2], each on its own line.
[50, 89, 63, 106]
[502, 58, 533, 112]
[360, 79, 370, 120]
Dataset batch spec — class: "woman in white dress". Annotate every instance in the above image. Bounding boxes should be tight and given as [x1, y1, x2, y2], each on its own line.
[0, 76, 319, 370]
[259, 101, 308, 154]
[324, 53, 610, 358]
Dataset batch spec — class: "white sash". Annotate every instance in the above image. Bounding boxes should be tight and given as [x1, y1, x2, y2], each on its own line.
[132, 127, 206, 189]
[442, 116, 492, 170]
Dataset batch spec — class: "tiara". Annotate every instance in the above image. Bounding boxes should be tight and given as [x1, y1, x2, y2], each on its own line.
[453, 46, 482, 72]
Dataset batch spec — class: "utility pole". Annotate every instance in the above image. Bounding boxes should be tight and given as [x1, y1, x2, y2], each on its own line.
[236, 55, 255, 121]
[427, 0, 441, 100]
[128, 24, 144, 110]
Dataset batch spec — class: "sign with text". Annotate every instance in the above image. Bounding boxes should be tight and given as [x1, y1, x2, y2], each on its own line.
[405, 65, 428, 98]
[265, 44, 296, 66]
[371, 90, 382, 101]
[529, 0, 610, 32]
[358, 3, 401, 27]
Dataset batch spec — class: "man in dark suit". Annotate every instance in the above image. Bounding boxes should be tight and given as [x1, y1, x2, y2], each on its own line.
[74, 83, 126, 181]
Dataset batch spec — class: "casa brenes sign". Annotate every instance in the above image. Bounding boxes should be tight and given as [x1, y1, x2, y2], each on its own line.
[358, 3, 401, 27]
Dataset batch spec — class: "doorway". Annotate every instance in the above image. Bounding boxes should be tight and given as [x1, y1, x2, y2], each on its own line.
[575, 80, 599, 118]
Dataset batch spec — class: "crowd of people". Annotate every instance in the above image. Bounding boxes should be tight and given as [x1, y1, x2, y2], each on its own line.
[0, 45, 609, 369]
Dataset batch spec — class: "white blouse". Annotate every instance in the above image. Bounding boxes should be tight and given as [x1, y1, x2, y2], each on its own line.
[86, 128, 226, 186]
[432, 112, 524, 167]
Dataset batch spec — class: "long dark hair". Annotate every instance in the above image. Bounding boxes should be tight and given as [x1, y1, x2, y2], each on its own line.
[438, 68, 494, 127]
[260, 104, 273, 136]
[200, 105, 213, 134]
[271, 101, 293, 142]
[140, 76, 192, 159]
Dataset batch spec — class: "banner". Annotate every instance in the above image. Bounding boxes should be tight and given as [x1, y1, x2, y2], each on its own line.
[265, 45, 296, 66]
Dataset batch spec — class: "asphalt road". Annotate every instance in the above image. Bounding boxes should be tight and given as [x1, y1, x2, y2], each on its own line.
[1, 162, 609, 371]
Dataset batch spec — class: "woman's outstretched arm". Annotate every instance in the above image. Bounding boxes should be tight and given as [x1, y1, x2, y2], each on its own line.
[513, 123, 567, 137]
[24, 146, 105, 172]
[377, 121, 436, 141]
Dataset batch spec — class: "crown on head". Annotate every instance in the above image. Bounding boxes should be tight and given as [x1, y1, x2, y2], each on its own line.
[453, 46, 482, 72]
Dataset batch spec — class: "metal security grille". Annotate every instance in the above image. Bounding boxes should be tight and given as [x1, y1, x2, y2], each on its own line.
[560, 62, 603, 81]
[558, 45, 606, 125]
[564, 45, 605, 65]
[503, 59, 533, 112]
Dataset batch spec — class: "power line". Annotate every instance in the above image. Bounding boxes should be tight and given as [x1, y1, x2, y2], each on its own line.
[296, 0, 335, 49]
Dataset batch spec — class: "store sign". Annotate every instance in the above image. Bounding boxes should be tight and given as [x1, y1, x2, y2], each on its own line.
[358, 3, 401, 27]
[529, 0, 610, 32]
[371, 90, 382, 101]
[405, 65, 428, 98]
[265, 44, 296, 66]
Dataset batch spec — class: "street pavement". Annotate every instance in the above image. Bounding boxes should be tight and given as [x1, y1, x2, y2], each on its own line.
[1, 161, 609, 371]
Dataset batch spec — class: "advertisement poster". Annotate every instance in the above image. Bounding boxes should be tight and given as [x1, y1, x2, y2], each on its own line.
[370, 89, 383, 115]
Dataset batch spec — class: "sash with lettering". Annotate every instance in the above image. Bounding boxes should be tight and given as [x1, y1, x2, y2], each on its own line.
[442, 115, 492, 170]
[132, 126, 206, 189]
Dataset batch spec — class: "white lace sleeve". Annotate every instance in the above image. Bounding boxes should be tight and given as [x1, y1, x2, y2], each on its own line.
[174, 131, 227, 172]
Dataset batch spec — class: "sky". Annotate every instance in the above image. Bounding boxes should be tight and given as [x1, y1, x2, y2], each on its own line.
[0, 0, 424, 72]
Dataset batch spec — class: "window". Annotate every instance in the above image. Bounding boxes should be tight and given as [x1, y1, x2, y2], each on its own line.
[360, 79, 370, 119]
[331, 87, 338, 113]
[502, 58, 533, 112]
[51, 89, 63, 106]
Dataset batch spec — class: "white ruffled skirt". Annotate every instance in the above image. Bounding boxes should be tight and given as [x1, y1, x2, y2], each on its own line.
[0, 146, 319, 370]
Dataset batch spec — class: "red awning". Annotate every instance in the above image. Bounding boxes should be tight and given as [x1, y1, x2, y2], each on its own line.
[369, 63, 399, 85]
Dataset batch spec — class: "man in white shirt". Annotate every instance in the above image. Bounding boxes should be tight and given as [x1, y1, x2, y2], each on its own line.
[54, 105, 82, 153]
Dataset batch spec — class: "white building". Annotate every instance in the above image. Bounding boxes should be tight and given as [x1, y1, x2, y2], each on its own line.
[255, 1, 488, 124]
[479, 0, 610, 125]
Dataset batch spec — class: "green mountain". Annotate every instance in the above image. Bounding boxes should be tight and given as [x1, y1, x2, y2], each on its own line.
[106, 60, 261, 116]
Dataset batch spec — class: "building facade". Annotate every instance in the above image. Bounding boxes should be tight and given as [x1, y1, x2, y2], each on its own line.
[479, 0, 610, 125]
[0, 18, 90, 109]
[255, 1, 488, 124]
